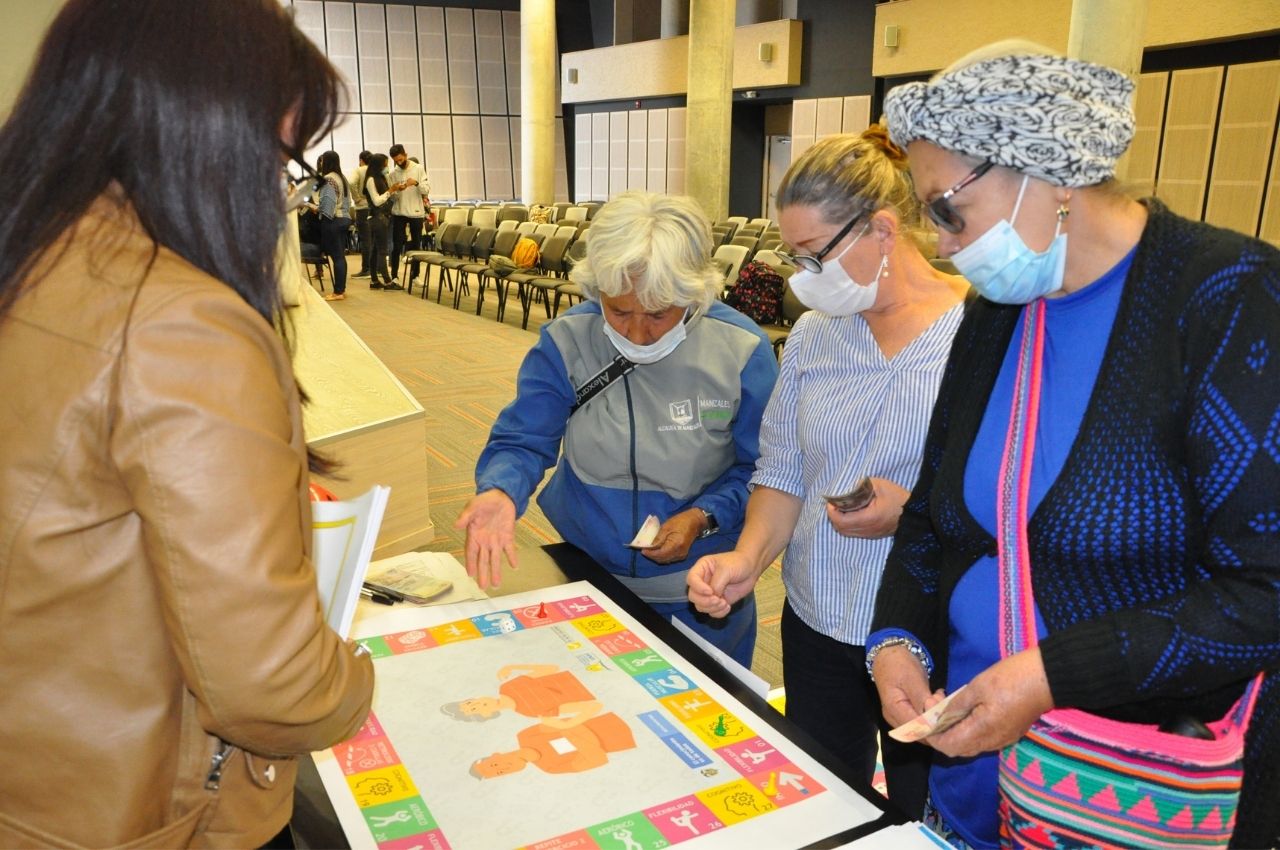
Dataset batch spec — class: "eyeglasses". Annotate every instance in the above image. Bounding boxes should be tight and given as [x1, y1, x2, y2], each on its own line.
[282, 146, 324, 212]
[776, 212, 864, 274]
[925, 161, 994, 234]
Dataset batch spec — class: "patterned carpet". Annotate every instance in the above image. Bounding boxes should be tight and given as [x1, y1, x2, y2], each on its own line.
[311, 261, 787, 688]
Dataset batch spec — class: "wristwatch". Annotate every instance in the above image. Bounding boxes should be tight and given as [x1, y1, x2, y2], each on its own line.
[695, 507, 719, 538]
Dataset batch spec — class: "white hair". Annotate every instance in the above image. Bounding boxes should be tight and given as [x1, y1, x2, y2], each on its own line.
[570, 191, 720, 312]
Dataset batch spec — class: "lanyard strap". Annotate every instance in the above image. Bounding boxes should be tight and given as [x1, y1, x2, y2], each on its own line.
[570, 354, 636, 415]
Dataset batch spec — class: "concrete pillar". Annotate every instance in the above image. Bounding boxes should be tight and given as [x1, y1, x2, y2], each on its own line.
[660, 0, 688, 38]
[1067, 0, 1148, 181]
[685, 0, 735, 221]
[521, 0, 556, 205]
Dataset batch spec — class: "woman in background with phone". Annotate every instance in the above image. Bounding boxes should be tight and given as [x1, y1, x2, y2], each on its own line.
[687, 126, 968, 816]
[363, 152, 400, 290]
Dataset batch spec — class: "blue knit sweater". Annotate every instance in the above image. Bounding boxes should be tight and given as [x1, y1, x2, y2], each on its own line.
[870, 201, 1280, 848]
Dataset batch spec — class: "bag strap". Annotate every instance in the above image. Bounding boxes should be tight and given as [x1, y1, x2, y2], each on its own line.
[570, 354, 635, 415]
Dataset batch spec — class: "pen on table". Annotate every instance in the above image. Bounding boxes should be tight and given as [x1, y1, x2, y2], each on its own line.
[362, 581, 407, 603]
[360, 586, 397, 606]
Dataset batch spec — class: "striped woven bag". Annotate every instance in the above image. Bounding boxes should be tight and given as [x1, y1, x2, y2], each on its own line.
[994, 300, 1262, 850]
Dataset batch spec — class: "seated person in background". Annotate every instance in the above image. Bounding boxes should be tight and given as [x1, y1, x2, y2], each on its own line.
[688, 126, 968, 817]
[457, 191, 779, 669]
[0, 1, 375, 848]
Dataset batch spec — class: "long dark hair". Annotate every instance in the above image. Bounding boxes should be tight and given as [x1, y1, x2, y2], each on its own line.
[365, 153, 390, 205]
[317, 150, 350, 203]
[0, 0, 343, 324]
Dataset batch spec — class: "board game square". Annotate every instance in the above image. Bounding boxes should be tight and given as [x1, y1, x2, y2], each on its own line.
[333, 735, 401, 776]
[749, 763, 826, 808]
[570, 613, 624, 637]
[385, 629, 439, 654]
[427, 620, 483, 645]
[695, 779, 777, 825]
[361, 796, 436, 841]
[715, 736, 790, 776]
[553, 596, 603, 618]
[643, 796, 726, 844]
[589, 629, 649, 656]
[657, 689, 721, 722]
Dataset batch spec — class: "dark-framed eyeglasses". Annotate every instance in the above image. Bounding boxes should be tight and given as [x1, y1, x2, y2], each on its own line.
[776, 212, 864, 274]
[925, 160, 994, 234]
[282, 146, 324, 212]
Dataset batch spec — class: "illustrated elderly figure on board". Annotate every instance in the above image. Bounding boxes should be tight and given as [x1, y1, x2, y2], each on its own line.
[457, 191, 779, 668]
[865, 41, 1280, 849]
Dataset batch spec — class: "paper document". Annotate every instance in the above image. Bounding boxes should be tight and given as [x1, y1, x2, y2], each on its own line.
[312, 485, 390, 638]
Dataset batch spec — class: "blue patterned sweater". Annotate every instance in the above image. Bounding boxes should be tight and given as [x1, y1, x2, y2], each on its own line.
[870, 201, 1280, 848]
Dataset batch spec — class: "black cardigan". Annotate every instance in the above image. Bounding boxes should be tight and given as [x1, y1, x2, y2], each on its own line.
[870, 201, 1280, 848]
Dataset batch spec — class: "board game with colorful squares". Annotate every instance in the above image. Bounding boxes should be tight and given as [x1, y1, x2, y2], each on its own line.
[312, 581, 884, 849]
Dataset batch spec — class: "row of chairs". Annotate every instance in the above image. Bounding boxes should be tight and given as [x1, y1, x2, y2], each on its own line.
[431, 201, 603, 229]
[400, 221, 589, 329]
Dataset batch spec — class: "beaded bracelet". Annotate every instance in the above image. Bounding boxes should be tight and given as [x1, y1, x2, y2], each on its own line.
[865, 635, 933, 682]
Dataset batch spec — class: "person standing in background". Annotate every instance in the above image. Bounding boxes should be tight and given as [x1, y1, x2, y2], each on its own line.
[317, 150, 351, 301]
[349, 150, 371, 278]
[389, 143, 430, 289]
[364, 152, 400, 291]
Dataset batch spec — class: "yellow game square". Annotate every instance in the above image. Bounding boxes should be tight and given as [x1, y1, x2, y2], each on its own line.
[686, 710, 754, 748]
[428, 619, 482, 645]
[658, 689, 722, 722]
[695, 779, 777, 825]
[569, 613, 623, 637]
[345, 764, 419, 808]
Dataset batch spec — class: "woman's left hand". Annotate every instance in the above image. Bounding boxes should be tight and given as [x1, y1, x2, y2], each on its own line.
[642, 508, 706, 565]
[923, 648, 1055, 759]
[825, 478, 909, 539]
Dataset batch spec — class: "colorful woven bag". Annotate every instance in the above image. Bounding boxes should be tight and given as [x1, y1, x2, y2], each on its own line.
[994, 300, 1263, 850]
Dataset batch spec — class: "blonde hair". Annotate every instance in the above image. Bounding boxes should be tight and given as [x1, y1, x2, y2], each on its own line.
[776, 125, 929, 250]
[570, 191, 721, 312]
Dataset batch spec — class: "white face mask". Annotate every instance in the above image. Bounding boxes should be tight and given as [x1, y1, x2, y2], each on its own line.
[787, 223, 885, 316]
[602, 309, 689, 364]
[950, 175, 1067, 304]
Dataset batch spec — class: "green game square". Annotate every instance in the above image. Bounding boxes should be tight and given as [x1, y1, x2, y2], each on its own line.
[588, 813, 669, 849]
[611, 648, 668, 677]
[361, 796, 436, 841]
[356, 636, 393, 659]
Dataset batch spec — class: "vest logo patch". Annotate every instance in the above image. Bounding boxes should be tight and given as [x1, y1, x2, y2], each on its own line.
[669, 399, 694, 425]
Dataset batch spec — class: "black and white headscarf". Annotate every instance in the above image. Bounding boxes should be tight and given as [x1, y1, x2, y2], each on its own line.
[884, 53, 1136, 188]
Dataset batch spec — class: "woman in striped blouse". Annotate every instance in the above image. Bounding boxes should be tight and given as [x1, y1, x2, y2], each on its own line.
[687, 126, 967, 816]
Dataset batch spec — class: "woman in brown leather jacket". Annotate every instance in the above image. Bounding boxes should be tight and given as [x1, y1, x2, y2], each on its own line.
[0, 2, 374, 847]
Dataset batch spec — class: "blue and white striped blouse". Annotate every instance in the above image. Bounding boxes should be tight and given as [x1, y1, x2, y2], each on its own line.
[751, 303, 965, 645]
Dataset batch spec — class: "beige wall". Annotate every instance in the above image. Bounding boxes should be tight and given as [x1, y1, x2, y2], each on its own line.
[0, 0, 63, 119]
[873, 0, 1280, 78]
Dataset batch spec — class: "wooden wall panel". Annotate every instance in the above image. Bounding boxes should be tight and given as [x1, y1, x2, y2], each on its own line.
[609, 111, 628, 198]
[1155, 67, 1224, 220]
[667, 107, 687, 196]
[591, 112, 609, 200]
[444, 8, 478, 115]
[355, 4, 390, 113]
[386, 5, 420, 113]
[324, 3, 360, 114]
[1124, 72, 1168, 197]
[423, 114, 456, 199]
[647, 109, 669, 195]
[481, 115, 514, 200]
[627, 111, 648, 192]
[575, 113, 592, 202]
[417, 7, 450, 114]
[790, 98, 816, 164]
[1205, 61, 1280, 237]
[474, 10, 507, 116]
[1259, 125, 1280, 247]
[842, 95, 871, 135]
[452, 115, 484, 199]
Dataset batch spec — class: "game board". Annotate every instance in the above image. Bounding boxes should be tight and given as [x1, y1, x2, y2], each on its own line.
[313, 581, 884, 849]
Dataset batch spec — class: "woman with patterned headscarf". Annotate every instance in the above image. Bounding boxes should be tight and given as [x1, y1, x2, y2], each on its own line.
[866, 41, 1279, 849]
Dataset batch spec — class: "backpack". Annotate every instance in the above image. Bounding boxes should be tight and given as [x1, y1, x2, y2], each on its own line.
[512, 237, 540, 269]
[724, 260, 784, 324]
[529, 204, 553, 224]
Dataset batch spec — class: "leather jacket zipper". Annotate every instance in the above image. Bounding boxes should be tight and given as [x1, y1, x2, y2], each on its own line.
[624, 375, 638, 577]
[205, 739, 233, 791]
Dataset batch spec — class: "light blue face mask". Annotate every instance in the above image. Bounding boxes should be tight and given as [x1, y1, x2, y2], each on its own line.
[951, 176, 1068, 304]
[602, 308, 690, 364]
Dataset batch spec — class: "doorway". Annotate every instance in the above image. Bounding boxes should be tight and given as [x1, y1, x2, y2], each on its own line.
[763, 135, 791, 221]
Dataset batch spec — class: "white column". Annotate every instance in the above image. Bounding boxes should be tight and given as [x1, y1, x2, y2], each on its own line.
[521, 0, 557, 204]
[684, 0, 735, 220]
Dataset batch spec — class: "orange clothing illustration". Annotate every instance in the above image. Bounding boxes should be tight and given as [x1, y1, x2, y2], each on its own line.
[500, 671, 594, 718]
[516, 712, 636, 774]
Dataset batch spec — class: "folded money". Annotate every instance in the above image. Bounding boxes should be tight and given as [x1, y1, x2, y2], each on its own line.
[627, 514, 661, 548]
[888, 685, 970, 743]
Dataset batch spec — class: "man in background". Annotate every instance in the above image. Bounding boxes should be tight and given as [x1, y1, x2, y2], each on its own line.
[388, 143, 430, 287]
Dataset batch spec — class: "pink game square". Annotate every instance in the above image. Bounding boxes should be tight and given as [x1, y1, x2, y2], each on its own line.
[511, 602, 567, 628]
[749, 762, 826, 808]
[385, 629, 439, 654]
[716, 737, 790, 776]
[589, 629, 648, 656]
[523, 828, 598, 850]
[552, 596, 602, 619]
[643, 796, 725, 843]
[378, 831, 451, 850]
[348, 713, 388, 743]
[332, 736, 401, 776]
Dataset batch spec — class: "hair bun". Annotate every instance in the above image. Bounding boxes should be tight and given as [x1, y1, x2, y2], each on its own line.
[861, 123, 908, 165]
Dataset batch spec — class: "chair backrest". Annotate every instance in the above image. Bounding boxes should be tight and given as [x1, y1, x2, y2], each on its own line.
[563, 205, 588, 222]
[537, 234, 573, 273]
[575, 220, 592, 234]
[552, 202, 573, 217]
[781, 281, 809, 323]
[730, 235, 759, 255]
[515, 221, 538, 236]
[451, 225, 479, 258]
[468, 227, 498, 261]
[433, 223, 462, 254]
[497, 219, 518, 232]
[748, 217, 773, 230]
[712, 244, 750, 287]
[738, 224, 764, 238]
[524, 231, 546, 248]
[751, 250, 795, 282]
[470, 208, 498, 230]
[496, 205, 528, 224]
[725, 216, 749, 229]
[757, 236, 783, 253]
[442, 207, 470, 226]
[490, 229, 522, 259]
[534, 222, 558, 241]
[581, 201, 602, 220]
[554, 225, 578, 242]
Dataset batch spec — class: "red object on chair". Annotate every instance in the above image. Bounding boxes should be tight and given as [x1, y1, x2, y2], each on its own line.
[308, 482, 339, 502]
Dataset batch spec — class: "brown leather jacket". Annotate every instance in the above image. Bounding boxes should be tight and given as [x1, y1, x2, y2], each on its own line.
[0, 198, 375, 848]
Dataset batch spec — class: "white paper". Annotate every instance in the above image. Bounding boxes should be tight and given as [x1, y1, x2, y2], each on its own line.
[311, 485, 390, 638]
[838, 822, 949, 848]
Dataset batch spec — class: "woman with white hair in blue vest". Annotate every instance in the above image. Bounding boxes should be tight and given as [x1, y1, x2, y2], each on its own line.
[866, 41, 1279, 849]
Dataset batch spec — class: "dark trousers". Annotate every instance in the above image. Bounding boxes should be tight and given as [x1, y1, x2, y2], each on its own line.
[390, 215, 424, 281]
[781, 600, 931, 818]
[319, 217, 348, 294]
[353, 208, 371, 273]
[367, 214, 392, 284]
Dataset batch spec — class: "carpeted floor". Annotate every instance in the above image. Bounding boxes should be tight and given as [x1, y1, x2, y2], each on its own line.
[310, 260, 787, 688]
